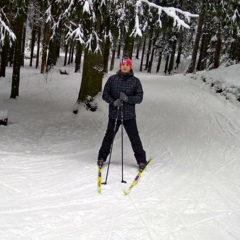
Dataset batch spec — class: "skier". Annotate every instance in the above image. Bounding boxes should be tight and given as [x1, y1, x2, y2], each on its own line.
[97, 56, 147, 171]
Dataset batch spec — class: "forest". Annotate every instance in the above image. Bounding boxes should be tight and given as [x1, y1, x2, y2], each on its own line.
[0, 0, 239, 110]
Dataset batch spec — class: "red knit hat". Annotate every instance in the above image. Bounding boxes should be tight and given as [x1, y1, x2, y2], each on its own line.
[120, 57, 133, 68]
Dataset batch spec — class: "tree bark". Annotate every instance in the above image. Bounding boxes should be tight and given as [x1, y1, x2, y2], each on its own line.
[103, 37, 110, 73]
[139, 35, 146, 72]
[196, 33, 205, 71]
[10, 14, 25, 98]
[30, 26, 36, 67]
[236, 36, 240, 63]
[77, 49, 104, 104]
[41, 22, 50, 73]
[9, 46, 14, 67]
[164, 54, 169, 74]
[123, 34, 134, 58]
[144, 33, 152, 71]
[168, 40, 176, 74]
[0, 39, 9, 77]
[135, 38, 141, 59]
[117, 38, 121, 59]
[148, 33, 159, 73]
[36, 26, 41, 69]
[175, 37, 182, 69]
[68, 42, 73, 65]
[64, 44, 68, 66]
[213, 30, 222, 69]
[47, 38, 58, 72]
[75, 42, 82, 72]
[156, 50, 162, 73]
[21, 25, 26, 67]
[70, 43, 74, 63]
[147, 44, 155, 73]
[110, 46, 116, 71]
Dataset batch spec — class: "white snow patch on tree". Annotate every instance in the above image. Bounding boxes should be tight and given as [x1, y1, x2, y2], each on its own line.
[0, 110, 8, 120]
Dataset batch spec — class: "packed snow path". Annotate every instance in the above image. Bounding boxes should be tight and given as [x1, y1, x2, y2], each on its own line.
[0, 70, 240, 240]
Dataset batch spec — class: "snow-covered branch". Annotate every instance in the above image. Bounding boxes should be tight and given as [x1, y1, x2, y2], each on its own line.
[132, 0, 199, 37]
[85, 30, 102, 53]
[0, 14, 16, 43]
[232, 8, 240, 22]
[66, 24, 85, 45]
[63, 0, 199, 51]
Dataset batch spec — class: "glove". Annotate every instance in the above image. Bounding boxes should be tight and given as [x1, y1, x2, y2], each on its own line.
[113, 99, 123, 107]
[120, 92, 128, 102]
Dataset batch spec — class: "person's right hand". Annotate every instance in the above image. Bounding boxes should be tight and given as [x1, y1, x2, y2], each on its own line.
[113, 99, 123, 107]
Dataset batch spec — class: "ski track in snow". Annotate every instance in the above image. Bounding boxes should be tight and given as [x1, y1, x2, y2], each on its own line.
[1, 69, 240, 239]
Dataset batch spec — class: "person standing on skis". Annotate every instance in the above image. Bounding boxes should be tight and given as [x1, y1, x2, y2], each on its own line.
[97, 56, 147, 171]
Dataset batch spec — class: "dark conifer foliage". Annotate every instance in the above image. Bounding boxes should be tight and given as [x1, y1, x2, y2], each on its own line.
[0, 0, 239, 106]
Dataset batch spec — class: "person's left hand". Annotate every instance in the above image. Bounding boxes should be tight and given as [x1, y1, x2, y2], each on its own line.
[120, 92, 128, 102]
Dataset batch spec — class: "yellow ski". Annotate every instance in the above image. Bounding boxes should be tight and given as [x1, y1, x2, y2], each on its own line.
[124, 158, 153, 195]
[97, 167, 102, 194]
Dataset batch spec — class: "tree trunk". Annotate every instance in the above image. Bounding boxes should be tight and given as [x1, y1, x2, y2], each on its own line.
[110, 46, 116, 71]
[47, 38, 58, 72]
[140, 35, 146, 72]
[103, 37, 110, 73]
[30, 26, 36, 67]
[145, 31, 153, 70]
[36, 26, 41, 69]
[77, 48, 104, 105]
[123, 34, 134, 58]
[68, 42, 73, 65]
[0, 39, 9, 77]
[147, 45, 155, 73]
[41, 22, 50, 73]
[70, 43, 74, 63]
[10, 14, 25, 98]
[213, 30, 222, 69]
[196, 33, 205, 71]
[21, 25, 26, 67]
[156, 50, 162, 73]
[201, 31, 211, 70]
[168, 47, 176, 74]
[135, 38, 141, 59]
[236, 36, 240, 63]
[168, 41, 176, 74]
[175, 38, 182, 69]
[64, 44, 68, 66]
[75, 42, 82, 72]
[9, 46, 14, 67]
[117, 38, 121, 59]
[164, 54, 169, 74]
[148, 34, 159, 73]
[187, 0, 206, 73]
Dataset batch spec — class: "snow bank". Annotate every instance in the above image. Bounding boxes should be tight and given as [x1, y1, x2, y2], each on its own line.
[194, 64, 240, 103]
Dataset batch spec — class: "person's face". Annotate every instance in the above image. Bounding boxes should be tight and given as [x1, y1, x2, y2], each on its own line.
[120, 63, 131, 73]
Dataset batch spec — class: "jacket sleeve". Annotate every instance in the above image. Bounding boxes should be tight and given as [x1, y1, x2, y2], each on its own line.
[102, 77, 115, 105]
[127, 78, 143, 104]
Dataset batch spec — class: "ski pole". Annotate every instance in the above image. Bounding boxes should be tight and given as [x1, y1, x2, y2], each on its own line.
[121, 102, 127, 183]
[102, 106, 120, 185]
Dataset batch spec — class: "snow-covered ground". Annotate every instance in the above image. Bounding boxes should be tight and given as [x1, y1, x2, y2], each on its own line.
[0, 59, 240, 240]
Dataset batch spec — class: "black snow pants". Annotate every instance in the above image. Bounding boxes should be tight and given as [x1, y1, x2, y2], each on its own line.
[98, 118, 146, 164]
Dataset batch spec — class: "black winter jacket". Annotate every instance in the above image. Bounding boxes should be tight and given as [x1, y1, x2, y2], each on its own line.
[102, 70, 143, 120]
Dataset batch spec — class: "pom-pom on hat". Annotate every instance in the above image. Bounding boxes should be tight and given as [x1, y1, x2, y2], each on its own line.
[120, 56, 133, 68]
